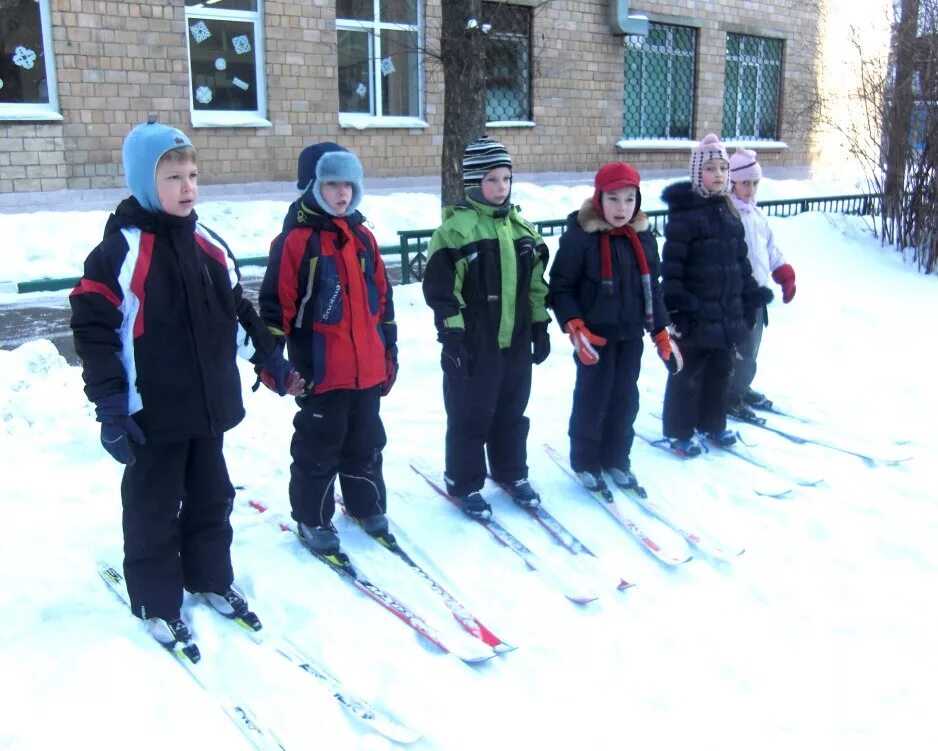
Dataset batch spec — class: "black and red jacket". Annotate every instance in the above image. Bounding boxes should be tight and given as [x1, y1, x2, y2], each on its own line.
[69, 197, 278, 443]
[260, 199, 396, 394]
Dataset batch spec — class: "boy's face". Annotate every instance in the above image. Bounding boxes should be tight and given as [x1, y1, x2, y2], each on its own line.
[321, 180, 354, 215]
[480, 166, 512, 205]
[700, 159, 729, 194]
[156, 157, 198, 217]
[601, 186, 637, 228]
[732, 179, 759, 203]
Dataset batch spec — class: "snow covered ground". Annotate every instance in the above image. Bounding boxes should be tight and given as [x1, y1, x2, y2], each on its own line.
[1, 175, 936, 751]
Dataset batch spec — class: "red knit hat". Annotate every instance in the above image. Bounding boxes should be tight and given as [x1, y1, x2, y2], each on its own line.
[592, 162, 642, 215]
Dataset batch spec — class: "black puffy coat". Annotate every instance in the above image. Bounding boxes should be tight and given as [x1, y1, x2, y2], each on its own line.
[659, 181, 769, 349]
[549, 200, 669, 341]
[70, 197, 278, 443]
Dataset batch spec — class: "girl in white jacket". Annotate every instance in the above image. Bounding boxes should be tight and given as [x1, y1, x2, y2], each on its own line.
[727, 148, 796, 418]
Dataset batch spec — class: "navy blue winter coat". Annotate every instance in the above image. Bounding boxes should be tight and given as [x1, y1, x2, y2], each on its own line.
[659, 181, 770, 349]
[549, 200, 669, 341]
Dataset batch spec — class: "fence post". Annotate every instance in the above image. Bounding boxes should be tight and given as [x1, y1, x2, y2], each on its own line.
[399, 233, 411, 285]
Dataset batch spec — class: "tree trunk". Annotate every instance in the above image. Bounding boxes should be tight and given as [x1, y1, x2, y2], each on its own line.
[440, 1, 486, 207]
[883, 0, 920, 242]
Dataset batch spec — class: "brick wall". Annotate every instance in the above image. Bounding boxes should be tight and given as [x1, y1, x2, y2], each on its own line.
[0, 0, 889, 193]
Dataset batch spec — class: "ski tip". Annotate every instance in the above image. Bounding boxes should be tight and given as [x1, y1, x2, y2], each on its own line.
[566, 594, 600, 605]
[616, 579, 636, 591]
[492, 641, 518, 654]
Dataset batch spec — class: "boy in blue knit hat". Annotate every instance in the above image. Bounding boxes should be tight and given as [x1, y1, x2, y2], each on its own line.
[260, 142, 397, 557]
[70, 119, 301, 660]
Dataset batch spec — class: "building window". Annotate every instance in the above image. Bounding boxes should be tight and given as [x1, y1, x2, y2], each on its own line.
[337, 0, 422, 123]
[622, 22, 696, 140]
[723, 33, 783, 140]
[184, 1, 268, 127]
[0, 0, 60, 120]
[482, 2, 532, 123]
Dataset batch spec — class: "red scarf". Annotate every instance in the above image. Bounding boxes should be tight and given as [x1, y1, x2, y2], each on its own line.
[599, 225, 654, 331]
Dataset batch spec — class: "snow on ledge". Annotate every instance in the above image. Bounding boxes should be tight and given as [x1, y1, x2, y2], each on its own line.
[339, 114, 430, 130]
[616, 138, 790, 151]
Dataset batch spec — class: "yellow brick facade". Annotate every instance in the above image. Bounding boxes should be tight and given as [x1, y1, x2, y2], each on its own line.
[0, 0, 890, 193]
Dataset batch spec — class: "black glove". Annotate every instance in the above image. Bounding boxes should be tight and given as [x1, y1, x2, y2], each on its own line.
[440, 330, 470, 378]
[670, 314, 695, 341]
[379, 345, 398, 397]
[531, 322, 550, 365]
[95, 394, 145, 466]
[256, 344, 301, 396]
[745, 307, 758, 330]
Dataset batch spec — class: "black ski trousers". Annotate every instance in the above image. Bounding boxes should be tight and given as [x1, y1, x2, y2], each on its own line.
[662, 344, 733, 440]
[568, 337, 643, 473]
[289, 387, 387, 528]
[121, 435, 234, 621]
[443, 339, 532, 497]
[729, 306, 765, 403]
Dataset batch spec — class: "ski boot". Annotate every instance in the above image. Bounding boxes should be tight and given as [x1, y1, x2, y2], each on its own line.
[501, 478, 541, 509]
[457, 491, 492, 520]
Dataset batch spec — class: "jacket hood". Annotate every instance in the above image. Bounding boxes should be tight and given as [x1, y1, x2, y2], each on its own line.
[102, 196, 197, 238]
[281, 196, 365, 234]
[574, 198, 650, 234]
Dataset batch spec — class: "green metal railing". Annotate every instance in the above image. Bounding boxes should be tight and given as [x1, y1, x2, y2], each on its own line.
[396, 192, 882, 284]
[14, 193, 880, 293]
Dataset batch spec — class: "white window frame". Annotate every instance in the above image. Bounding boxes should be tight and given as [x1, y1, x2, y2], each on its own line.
[0, 0, 61, 121]
[723, 33, 782, 140]
[184, 1, 270, 128]
[337, 1, 426, 129]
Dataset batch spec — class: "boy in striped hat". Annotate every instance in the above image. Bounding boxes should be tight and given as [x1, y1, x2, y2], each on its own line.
[422, 136, 551, 519]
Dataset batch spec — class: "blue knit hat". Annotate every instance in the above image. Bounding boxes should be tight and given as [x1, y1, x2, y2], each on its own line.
[296, 141, 364, 217]
[122, 118, 194, 212]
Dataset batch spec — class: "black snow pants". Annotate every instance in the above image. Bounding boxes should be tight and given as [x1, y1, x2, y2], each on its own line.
[568, 337, 643, 473]
[662, 344, 733, 440]
[121, 434, 235, 621]
[443, 337, 532, 497]
[289, 387, 387, 528]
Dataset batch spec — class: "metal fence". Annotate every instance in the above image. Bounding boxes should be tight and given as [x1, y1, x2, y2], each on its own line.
[14, 193, 881, 294]
[394, 193, 882, 285]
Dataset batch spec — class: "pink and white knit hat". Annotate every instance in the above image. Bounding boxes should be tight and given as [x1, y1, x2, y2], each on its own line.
[729, 147, 762, 182]
[689, 133, 729, 196]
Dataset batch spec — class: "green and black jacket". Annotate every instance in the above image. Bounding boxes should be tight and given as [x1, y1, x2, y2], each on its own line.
[422, 197, 550, 351]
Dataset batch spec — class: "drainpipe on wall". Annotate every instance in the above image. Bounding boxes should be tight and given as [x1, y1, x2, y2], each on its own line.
[609, 0, 649, 36]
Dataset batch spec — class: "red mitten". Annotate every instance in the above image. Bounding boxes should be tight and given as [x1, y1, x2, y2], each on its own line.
[564, 318, 607, 366]
[652, 329, 684, 374]
[771, 263, 796, 303]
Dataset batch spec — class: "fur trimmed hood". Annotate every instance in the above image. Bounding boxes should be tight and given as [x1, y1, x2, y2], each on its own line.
[576, 198, 649, 234]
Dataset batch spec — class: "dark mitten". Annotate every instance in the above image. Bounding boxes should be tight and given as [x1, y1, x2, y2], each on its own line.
[95, 394, 145, 466]
[772, 263, 796, 303]
[745, 307, 758, 330]
[440, 330, 470, 378]
[670, 314, 695, 341]
[531, 322, 551, 365]
[379, 345, 398, 397]
[256, 344, 303, 396]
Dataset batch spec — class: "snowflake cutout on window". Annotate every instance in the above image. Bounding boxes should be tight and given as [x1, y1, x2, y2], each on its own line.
[380, 57, 396, 76]
[215, 58, 227, 71]
[12, 46, 37, 70]
[355, 82, 367, 98]
[232, 35, 252, 55]
[232, 77, 249, 91]
[195, 86, 213, 105]
[0, 79, 4, 90]
[189, 21, 211, 44]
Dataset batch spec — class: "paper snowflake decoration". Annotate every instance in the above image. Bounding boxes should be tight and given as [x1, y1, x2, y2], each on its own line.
[380, 57, 396, 76]
[355, 82, 367, 98]
[215, 58, 227, 71]
[195, 86, 213, 104]
[12, 46, 37, 70]
[232, 77, 249, 91]
[189, 21, 211, 44]
[232, 35, 252, 55]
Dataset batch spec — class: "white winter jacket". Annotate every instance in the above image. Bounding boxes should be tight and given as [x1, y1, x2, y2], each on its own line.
[730, 195, 786, 287]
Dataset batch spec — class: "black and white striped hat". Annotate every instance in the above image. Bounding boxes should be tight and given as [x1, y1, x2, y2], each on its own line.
[463, 135, 512, 188]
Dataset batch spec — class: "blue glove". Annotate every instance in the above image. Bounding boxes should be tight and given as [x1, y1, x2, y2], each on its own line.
[95, 394, 145, 465]
[257, 345, 301, 397]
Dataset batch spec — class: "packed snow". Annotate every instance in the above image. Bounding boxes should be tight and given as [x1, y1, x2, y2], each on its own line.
[1, 175, 935, 751]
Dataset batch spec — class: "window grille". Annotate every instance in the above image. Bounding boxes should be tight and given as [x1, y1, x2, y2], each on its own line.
[622, 22, 696, 139]
[723, 33, 783, 140]
[482, 2, 532, 122]
[0, 0, 59, 119]
[184, 1, 267, 122]
[337, 0, 421, 119]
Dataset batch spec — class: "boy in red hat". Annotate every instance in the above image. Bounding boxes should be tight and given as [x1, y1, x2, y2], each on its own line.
[549, 162, 678, 493]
